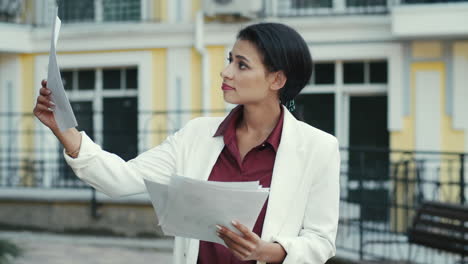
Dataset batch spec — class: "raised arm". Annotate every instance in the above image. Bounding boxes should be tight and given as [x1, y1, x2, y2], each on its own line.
[33, 80, 181, 197]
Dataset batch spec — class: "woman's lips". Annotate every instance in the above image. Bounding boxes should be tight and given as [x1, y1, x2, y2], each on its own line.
[221, 83, 235, 91]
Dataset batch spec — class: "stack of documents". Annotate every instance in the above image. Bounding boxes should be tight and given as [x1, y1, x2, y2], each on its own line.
[144, 176, 270, 245]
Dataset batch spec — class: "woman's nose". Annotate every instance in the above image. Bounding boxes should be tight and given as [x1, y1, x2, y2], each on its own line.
[220, 64, 233, 79]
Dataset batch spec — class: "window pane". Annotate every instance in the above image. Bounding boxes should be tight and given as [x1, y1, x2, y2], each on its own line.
[291, 0, 332, 8]
[296, 93, 335, 135]
[103, 0, 141, 22]
[346, 0, 387, 7]
[369, 61, 388, 84]
[58, 0, 94, 23]
[61, 71, 73, 90]
[314, 63, 335, 84]
[126, 68, 138, 90]
[103, 97, 138, 161]
[78, 70, 95, 90]
[343, 62, 365, 84]
[103, 69, 122, 90]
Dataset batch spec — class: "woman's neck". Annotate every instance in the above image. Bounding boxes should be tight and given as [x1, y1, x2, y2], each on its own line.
[239, 102, 282, 136]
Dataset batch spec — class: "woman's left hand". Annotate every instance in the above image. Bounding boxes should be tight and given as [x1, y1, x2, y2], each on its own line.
[216, 220, 267, 261]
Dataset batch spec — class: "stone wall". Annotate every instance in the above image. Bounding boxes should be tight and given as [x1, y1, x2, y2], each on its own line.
[0, 200, 165, 237]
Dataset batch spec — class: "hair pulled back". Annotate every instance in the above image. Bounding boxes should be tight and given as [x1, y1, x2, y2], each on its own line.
[237, 23, 313, 116]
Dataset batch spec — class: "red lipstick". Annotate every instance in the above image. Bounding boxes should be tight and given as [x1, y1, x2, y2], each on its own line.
[222, 83, 235, 91]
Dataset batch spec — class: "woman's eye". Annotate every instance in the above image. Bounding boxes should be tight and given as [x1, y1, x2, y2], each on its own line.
[227, 57, 233, 63]
[238, 62, 247, 70]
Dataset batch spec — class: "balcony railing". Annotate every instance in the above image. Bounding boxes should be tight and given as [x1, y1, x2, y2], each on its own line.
[3, 0, 468, 25]
[270, 0, 468, 17]
[0, 0, 150, 26]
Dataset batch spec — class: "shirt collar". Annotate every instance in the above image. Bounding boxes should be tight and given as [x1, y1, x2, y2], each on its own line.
[213, 105, 284, 152]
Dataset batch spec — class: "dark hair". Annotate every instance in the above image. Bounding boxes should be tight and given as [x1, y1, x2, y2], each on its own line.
[237, 23, 313, 117]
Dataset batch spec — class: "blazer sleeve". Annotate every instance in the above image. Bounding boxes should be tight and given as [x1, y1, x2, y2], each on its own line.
[63, 121, 191, 198]
[273, 138, 340, 264]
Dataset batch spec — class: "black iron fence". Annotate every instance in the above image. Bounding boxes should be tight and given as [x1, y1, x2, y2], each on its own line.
[338, 147, 467, 263]
[1, 111, 467, 263]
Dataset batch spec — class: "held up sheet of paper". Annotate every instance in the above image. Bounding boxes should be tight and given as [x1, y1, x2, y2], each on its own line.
[47, 8, 78, 131]
[144, 176, 269, 246]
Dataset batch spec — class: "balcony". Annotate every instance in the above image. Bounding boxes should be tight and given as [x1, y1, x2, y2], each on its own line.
[392, 0, 468, 37]
[0, 0, 152, 26]
[270, 0, 392, 17]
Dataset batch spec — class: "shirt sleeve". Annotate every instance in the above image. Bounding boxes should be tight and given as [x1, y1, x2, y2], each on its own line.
[272, 138, 340, 264]
[63, 124, 187, 198]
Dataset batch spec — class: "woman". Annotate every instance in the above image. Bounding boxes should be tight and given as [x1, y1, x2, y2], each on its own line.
[34, 23, 340, 264]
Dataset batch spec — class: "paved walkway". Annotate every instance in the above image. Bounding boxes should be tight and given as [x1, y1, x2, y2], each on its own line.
[0, 231, 173, 264]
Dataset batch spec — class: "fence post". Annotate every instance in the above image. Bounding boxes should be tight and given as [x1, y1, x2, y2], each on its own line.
[460, 154, 465, 205]
[90, 188, 100, 219]
[460, 153, 466, 264]
[359, 151, 365, 260]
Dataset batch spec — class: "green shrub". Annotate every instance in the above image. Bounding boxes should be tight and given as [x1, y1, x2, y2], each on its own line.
[0, 240, 21, 264]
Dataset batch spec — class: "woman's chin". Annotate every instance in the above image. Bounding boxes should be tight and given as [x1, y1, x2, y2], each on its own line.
[222, 94, 240, 105]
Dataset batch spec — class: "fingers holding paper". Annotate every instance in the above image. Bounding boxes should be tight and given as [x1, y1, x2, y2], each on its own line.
[216, 220, 266, 261]
[33, 80, 59, 131]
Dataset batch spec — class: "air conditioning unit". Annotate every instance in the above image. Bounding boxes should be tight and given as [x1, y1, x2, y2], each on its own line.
[203, 0, 263, 19]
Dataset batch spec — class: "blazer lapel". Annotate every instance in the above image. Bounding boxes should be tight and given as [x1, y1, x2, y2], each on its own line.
[190, 122, 225, 181]
[261, 107, 305, 242]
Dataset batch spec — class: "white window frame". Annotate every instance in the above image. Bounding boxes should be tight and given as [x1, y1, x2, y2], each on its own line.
[302, 42, 403, 148]
[33, 51, 152, 189]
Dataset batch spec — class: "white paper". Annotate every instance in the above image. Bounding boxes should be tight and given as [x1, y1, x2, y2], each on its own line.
[144, 176, 269, 246]
[47, 8, 78, 132]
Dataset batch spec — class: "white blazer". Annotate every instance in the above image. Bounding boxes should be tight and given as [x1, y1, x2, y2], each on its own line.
[64, 106, 340, 264]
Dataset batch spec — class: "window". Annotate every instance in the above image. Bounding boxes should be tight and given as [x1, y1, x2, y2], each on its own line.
[60, 69, 95, 90]
[58, 0, 141, 23]
[343, 62, 365, 84]
[103, 67, 138, 90]
[343, 60, 388, 84]
[346, 0, 387, 7]
[296, 94, 335, 135]
[103, 0, 141, 22]
[369, 61, 388, 84]
[103, 69, 121, 90]
[291, 0, 332, 8]
[58, 66, 139, 183]
[57, 0, 95, 23]
[313, 63, 335, 84]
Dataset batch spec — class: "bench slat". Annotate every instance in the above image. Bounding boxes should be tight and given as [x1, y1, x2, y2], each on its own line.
[419, 206, 468, 222]
[416, 218, 468, 234]
[408, 229, 468, 255]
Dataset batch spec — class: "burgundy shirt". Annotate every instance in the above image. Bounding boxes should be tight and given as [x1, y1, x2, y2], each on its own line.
[197, 105, 284, 264]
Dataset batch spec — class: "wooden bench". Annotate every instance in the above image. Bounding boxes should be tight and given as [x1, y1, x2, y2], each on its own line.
[407, 201, 468, 258]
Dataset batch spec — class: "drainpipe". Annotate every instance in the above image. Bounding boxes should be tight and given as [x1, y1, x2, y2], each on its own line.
[195, 10, 210, 116]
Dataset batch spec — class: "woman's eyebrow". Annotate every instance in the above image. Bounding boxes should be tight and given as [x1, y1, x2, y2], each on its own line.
[230, 52, 250, 63]
[236, 55, 250, 63]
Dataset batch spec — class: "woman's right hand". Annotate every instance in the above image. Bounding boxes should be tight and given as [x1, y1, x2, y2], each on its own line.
[33, 80, 59, 132]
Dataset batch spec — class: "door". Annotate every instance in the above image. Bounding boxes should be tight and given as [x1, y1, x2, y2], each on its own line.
[102, 97, 138, 161]
[296, 93, 335, 135]
[347, 95, 389, 222]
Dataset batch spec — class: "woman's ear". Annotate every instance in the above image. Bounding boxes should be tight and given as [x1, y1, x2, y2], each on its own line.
[270, 71, 287, 91]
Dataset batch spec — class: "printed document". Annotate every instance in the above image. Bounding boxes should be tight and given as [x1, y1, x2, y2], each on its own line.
[144, 176, 269, 246]
[47, 8, 78, 131]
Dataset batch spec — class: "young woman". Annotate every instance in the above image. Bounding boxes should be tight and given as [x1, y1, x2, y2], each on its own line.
[34, 23, 340, 264]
